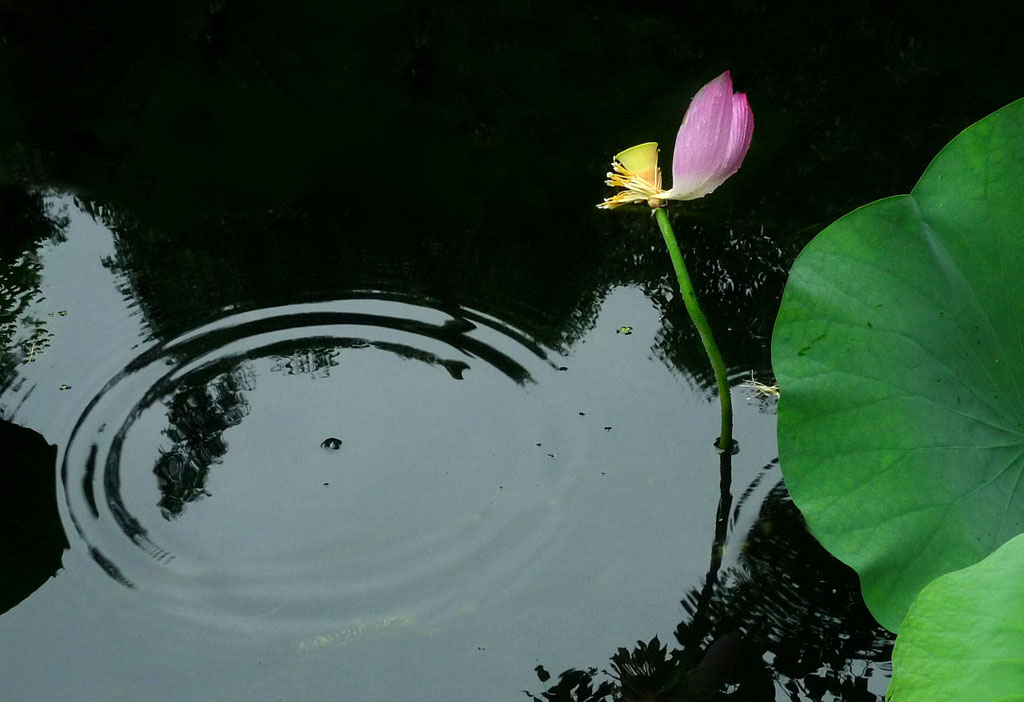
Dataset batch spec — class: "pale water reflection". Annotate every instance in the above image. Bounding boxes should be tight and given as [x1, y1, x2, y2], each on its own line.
[1, 197, 781, 700]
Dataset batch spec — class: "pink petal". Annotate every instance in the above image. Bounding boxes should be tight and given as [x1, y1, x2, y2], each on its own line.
[665, 71, 754, 201]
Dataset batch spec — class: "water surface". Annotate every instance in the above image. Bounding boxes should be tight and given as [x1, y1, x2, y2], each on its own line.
[1, 200, 801, 700]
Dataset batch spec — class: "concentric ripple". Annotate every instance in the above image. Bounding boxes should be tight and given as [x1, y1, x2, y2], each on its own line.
[62, 295, 580, 633]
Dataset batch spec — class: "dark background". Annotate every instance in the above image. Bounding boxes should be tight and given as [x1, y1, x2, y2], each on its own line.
[2, 1, 1021, 385]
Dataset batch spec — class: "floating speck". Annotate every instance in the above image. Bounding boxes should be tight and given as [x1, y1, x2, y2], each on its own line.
[616, 326, 633, 335]
[603, 426, 612, 432]
[58, 383, 72, 391]
[320, 437, 343, 450]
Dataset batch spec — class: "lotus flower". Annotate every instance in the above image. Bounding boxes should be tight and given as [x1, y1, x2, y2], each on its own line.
[599, 71, 754, 209]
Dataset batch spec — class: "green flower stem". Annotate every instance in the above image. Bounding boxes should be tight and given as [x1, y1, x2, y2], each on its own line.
[654, 206, 733, 451]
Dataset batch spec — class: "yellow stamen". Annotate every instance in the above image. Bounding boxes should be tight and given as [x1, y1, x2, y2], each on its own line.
[597, 142, 665, 209]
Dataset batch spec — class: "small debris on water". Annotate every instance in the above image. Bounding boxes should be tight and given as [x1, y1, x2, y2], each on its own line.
[603, 426, 612, 432]
[58, 383, 72, 391]
[320, 437, 343, 450]
[741, 371, 779, 399]
[616, 326, 633, 335]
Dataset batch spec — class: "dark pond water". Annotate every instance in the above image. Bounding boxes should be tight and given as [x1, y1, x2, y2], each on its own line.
[1, 2, 1021, 700]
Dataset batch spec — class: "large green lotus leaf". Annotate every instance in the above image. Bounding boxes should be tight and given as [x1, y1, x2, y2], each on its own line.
[888, 532, 1024, 700]
[772, 98, 1024, 632]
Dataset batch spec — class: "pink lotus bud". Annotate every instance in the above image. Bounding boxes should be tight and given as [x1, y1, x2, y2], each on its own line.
[661, 71, 754, 201]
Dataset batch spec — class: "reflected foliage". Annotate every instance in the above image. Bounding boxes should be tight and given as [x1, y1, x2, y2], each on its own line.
[155, 365, 253, 518]
[0, 188, 68, 387]
[679, 484, 892, 698]
[267, 340, 472, 381]
[90, 193, 605, 357]
[528, 483, 892, 701]
[271, 347, 341, 380]
[527, 667, 616, 702]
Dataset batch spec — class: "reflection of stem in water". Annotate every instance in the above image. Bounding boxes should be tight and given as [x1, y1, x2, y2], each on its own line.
[655, 207, 733, 451]
[678, 448, 733, 654]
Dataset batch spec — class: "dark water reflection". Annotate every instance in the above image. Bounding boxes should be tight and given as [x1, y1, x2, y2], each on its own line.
[2, 0, 1022, 699]
[528, 477, 892, 701]
[0, 418, 68, 615]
